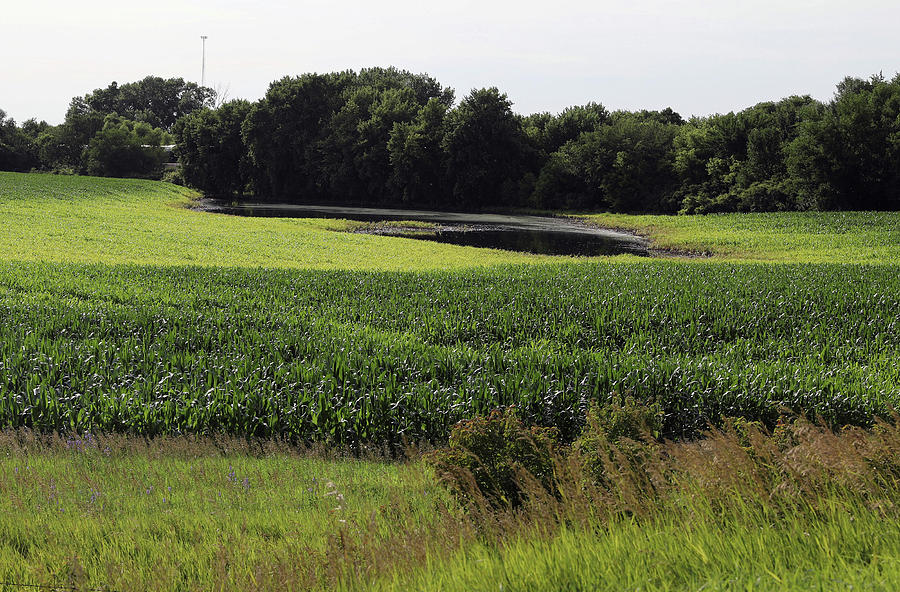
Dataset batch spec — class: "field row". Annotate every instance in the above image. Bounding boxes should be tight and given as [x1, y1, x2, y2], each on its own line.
[1, 260, 898, 444]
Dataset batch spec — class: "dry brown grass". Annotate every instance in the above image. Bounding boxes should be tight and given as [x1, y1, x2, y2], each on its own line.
[431, 415, 900, 538]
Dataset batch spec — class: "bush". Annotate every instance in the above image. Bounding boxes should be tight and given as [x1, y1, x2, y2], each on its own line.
[425, 407, 558, 507]
[83, 114, 167, 178]
[572, 397, 663, 489]
[584, 395, 663, 442]
[161, 168, 185, 186]
[426, 398, 665, 507]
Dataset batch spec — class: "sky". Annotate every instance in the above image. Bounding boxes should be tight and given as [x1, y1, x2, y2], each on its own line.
[2, 0, 898, 124]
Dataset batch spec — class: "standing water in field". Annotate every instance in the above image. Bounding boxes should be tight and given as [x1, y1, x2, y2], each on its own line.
[197, 201, 650, 257]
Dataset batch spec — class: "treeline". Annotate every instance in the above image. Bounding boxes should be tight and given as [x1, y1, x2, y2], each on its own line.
[176, 68, 900, 213]
[0, 76, 213, 178]
[5, 69, 900, 212]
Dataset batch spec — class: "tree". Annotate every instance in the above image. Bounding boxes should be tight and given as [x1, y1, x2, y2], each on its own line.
[388, 97, 449, 205]
[243, 72, 355, 199]
[524, 103, 610, 156]
[356, 67, 454, 108]
[80, 76, 215, 130]
[241, 68, 453, 203]
[787, 74, 900, 210]
[175, 100, 254, 196]
[46, 99, 107, 169]
[441, 88, 531, 208]
[0, 109, 40, 172]
[533, 115, 679, 212]
[675, 97, 821, 213]
[83, 114, 167, 177]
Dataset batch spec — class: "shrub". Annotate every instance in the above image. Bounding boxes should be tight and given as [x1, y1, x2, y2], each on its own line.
[722, 415, 768, 450]
[572, 396, 663, 491]
[161, 168, 185, 186]
[425, 407, 558, 507]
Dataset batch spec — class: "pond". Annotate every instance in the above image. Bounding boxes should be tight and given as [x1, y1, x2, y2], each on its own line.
[197, 200, 650, 257]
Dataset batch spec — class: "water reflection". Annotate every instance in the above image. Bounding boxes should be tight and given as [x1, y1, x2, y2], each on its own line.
[202, 201, 649, 257]
[398, 229, 648, 257]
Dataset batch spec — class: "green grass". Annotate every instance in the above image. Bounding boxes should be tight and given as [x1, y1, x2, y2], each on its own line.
[582, 210, 900, 263]
[0, 433, 449, 591]
[0, 172, 542, 270]
[1, 173, 899, 443]
[5, 171, 900, 267]
[3, 171, 900, 590]
[373, 503, 900, 592]
[4, 422, 900, 591]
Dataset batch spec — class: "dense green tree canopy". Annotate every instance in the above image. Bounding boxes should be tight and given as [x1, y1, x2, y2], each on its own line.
[441, 88, 533, 208]
[0, 109, 40, 172]
[5, 69, 900, 214]
[388, 97, 449, 206]
[83, 114, 169, 178]
[175, 100, 253, 196]
[534, 115, 679, 212]
[238, 68, 453, 203]
[788, 74, 900, 211]
[76, 76, 215, 131]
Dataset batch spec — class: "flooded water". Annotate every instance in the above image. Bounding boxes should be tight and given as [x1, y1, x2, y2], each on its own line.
[199, 200, 650, 257]
[398, 229, 647, 256]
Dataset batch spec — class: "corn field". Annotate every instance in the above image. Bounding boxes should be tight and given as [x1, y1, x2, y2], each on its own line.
[1, 260, 898, 445]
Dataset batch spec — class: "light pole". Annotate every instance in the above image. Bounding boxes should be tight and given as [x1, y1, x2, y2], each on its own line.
[200, 35, 208, 87]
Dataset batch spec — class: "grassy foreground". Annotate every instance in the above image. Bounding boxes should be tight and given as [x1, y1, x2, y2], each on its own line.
[4, 421, 900, 591]
[0, 432, 450, 591]
[381, 506, 900, 592]
[3, 171, 900, 590]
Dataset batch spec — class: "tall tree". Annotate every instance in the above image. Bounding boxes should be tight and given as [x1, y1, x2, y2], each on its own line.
[388, 97, 449, 206]
[80, 76, 216, 130]
[442, 88, 531, 208]
[0, 109, 40, 171]
[534, 115, 679, 212]
[242, 72, 355, 199]
[787, 74, 900, 210]
[174, 100, 254, 196]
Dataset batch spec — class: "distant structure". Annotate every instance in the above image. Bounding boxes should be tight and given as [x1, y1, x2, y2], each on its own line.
[161, 145, 177, 171]
[140, 145, 178, 170]
[201, 36, 208, 87]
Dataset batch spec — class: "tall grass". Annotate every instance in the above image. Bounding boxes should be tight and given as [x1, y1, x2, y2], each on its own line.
[0, 430, 452, 591]
[373, 417, 900, 591]
[3, 419, 900, 590]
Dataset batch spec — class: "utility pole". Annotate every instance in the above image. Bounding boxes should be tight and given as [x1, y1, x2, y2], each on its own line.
[200, 35, 208, 87]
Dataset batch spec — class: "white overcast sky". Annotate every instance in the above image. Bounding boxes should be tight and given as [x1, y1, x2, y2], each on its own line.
[2, 0, 898, 124]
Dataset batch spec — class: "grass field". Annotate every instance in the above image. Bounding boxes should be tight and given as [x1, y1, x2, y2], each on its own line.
[0, 172, 539, 270]
[584, 210, 900, 263]
[4, 171, 900, 267]
[381, 505, 900, 592]
[0, 432, 451, 591]
[4, 423, 900, 591]
[2, 171, 900, 590]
